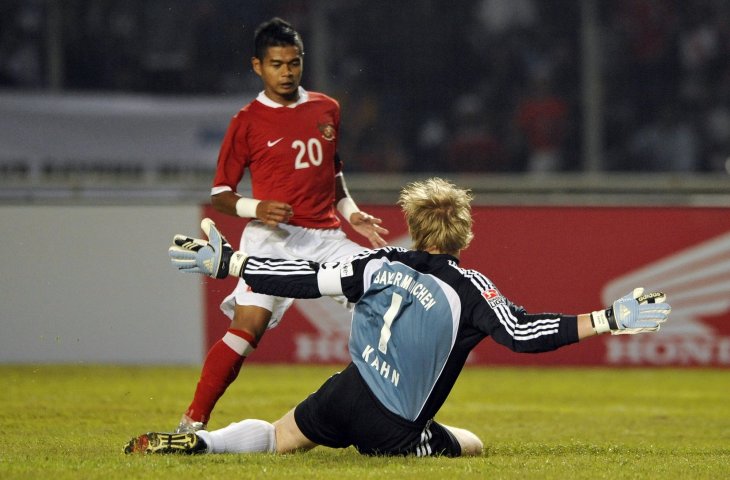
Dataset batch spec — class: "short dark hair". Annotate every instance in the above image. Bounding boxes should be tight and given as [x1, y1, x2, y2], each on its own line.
[253, 17, 304, 60]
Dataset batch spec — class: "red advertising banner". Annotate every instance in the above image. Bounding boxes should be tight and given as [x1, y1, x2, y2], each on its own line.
[203, 205, 730, 367]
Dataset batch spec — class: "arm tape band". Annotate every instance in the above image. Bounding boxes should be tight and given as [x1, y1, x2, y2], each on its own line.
[590, 310, 611, 334]
[337, 197, 359, 221]
[228, 251, 247, 278]
[235, 197, 260, 218]
[317, 264, 344, 296]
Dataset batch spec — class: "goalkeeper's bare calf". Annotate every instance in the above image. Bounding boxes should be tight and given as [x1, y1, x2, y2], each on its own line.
[130, 177, 671, 458]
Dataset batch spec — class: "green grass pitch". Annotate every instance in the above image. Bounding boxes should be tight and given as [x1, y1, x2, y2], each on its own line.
[1, 364, 729, 479]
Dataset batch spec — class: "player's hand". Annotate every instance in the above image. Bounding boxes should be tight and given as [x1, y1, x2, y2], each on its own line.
[591, 288, 671, 335]
[168, 218, 247, 278]
[256, 200, 294, 227]
[349, 211, 389, 248]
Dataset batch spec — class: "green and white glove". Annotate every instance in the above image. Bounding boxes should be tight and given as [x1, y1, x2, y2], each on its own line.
[591, 288, 671, 335]
[168, 218, 247, 279]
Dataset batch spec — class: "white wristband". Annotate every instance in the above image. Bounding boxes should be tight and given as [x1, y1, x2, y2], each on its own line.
[590, 310, 611, 335]
[235, 197, 261, 218]
[337, 197, 359, 222]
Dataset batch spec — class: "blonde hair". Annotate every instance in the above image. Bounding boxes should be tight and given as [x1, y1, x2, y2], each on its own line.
[397, 177, 474, 255]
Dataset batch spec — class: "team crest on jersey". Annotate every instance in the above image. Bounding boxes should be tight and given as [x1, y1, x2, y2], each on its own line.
[318, 123, 336, 141]
[482, 288, 505, 308]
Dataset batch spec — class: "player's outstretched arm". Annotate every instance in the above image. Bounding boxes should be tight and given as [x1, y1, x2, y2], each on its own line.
[582, 288, 671, 338]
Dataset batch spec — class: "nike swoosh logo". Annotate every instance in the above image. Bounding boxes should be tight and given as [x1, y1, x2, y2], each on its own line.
[267, 137, 284, 147]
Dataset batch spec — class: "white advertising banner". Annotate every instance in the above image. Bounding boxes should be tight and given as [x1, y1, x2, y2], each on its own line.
[0, 92, 252, 176]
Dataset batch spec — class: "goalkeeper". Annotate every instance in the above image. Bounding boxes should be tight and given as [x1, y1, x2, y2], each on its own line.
[126, 177, 671, 457]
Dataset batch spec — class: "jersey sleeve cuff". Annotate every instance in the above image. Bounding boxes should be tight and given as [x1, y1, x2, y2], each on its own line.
[211, 185, 233, 196]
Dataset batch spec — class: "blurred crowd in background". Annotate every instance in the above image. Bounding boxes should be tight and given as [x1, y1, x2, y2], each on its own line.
[1, 0, 729, 174]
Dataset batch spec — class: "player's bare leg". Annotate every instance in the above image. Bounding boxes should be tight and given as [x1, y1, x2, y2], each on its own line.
[441, 424, 483, 456]
[177, 304, 272, 432]
[273, 408, 318, 453]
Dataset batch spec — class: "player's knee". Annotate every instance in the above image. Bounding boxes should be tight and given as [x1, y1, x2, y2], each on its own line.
[273, 409, 317, 454]
[232, 305, 273, 341]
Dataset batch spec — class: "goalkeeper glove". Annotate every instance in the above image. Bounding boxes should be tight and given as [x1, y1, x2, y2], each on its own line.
[168, 218, 247, 279]
[591, 288, 671, 335]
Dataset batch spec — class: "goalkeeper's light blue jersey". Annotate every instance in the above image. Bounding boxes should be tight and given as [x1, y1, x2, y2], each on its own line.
[349, 257, 461, 421]
[242, 246, 579, 426]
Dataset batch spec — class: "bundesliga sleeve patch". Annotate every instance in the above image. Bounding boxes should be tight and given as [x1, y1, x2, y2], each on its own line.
[482, 288, 506, 308]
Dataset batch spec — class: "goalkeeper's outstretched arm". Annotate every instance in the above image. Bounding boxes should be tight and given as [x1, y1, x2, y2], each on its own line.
[168, 218, 349, 299]
[578, 288, 671, 338]
[169, 219, 671, 339]
[239, 256, 346, 300]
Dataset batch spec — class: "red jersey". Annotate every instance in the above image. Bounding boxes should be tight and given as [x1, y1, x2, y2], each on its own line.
[212, 88, 342, 229]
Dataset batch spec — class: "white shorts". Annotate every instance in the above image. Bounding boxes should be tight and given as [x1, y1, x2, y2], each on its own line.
[220, 220, 367, 329]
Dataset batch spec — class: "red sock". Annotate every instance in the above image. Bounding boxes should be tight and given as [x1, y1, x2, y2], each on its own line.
[184, 329, 257, 423]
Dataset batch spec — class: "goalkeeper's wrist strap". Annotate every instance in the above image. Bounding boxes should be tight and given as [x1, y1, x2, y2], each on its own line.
[235, 197, 261, 218]
[228, 251, 247, 277]
[590, 308, 618, 334]
[337, 197, 360, 221]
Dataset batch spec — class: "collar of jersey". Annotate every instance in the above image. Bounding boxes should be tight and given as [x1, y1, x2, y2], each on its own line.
[256, 87, 309, 108]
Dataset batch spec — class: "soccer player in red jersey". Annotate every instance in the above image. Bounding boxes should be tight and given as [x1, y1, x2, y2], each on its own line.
[175, 17, 389, 433]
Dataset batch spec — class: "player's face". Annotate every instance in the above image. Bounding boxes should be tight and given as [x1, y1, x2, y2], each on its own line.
[252, 45, 303, 106]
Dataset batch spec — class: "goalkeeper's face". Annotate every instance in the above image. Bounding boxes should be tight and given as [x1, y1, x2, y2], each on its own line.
[253, 45, 304, 105]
